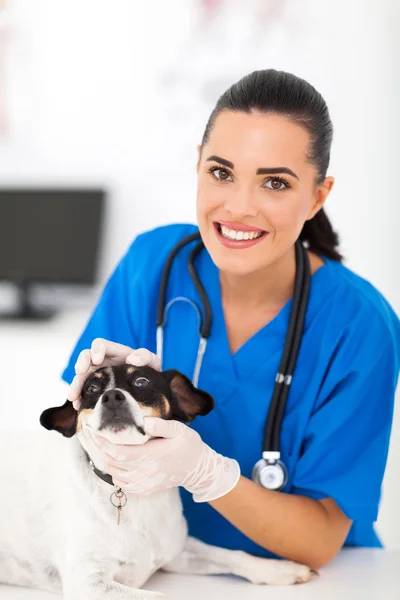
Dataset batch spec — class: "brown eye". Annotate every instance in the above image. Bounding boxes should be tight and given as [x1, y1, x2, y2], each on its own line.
[87, 383, 101, 394]
[271, 179, 283, 190]
[265, 177, 289, 192]
[214, 168, 231, 181]
[134, 377, 149, 388]
[218, 169, 230, 180]
[209, 167, 232, 182]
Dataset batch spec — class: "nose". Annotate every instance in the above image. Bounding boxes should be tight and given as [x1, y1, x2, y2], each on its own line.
[102, 389, 126, 411]
[223, 186, 258, 220]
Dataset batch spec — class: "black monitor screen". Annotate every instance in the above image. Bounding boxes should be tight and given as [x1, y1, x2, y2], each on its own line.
[0, 188, 105, 284]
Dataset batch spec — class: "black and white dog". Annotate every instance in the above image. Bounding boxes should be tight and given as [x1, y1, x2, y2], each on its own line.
[0, 365, 312, 599]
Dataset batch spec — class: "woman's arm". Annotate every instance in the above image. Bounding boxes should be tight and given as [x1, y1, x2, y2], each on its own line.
[210, 475, 352, 571]
[100, 415, 352, 571]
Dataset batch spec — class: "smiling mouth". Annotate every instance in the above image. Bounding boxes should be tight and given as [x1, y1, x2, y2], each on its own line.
[214, 222, 268, 241]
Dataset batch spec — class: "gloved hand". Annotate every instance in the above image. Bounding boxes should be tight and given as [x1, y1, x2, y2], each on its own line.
[68, 338, 160, 410]
[82, 417, 241, 503]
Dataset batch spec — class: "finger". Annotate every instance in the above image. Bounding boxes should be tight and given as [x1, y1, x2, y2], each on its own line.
[105, 441, 151, 463]
[120, 471, 171, 495]
[74, 349, 92, 375]
[67, 374, 86, 402]
[81, 424, 103, 448]
[90, 338, 107, 365]
[104, 464, 129, 478]
[91, 339, 131, 363]
[104, 451, 155, 473]
[120, 484, 155, 497]
[81, 425, 119, 455]
[80, 428, 108, 465]
[118, 470, 162, 491]
[81, 423, 113, 448]
[103, 445, 128, 461]
[126, 348, 161, 371]
[93, 339, 134, 363]
[109, 465, 151, 488]
[72, 399, 81, 411]
[143, 417, 185, 439]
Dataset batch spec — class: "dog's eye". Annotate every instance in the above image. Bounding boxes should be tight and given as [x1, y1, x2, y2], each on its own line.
[134, 377, 149, 388]
[86, 383, 101, 394]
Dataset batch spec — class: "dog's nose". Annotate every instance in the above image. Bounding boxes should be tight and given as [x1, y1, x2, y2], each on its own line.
[102, 389, 126, 410]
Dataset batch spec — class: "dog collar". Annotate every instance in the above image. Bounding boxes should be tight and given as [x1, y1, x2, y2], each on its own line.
[83, 449, 114, 487]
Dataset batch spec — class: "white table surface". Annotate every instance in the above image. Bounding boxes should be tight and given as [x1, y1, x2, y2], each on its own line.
[0, 549, 398, 599]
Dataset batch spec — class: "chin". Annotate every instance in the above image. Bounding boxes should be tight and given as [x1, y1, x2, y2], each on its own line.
[208, 244, 268, 277]
[87, 424, 150, 446]
[100, 426, 150, 445]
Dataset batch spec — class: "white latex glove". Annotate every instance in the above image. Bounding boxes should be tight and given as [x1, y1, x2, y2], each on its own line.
[83, 417, 241, 503]
[68, 338, 160, 409]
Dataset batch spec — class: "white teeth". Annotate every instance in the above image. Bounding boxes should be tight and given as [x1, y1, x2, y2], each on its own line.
[220, 225, 263, 241]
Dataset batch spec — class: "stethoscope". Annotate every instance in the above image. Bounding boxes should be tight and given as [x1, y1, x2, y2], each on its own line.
[156, 232, 311, 491]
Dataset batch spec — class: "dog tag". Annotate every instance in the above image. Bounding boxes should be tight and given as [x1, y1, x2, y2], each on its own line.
[110, 487, 127, 526]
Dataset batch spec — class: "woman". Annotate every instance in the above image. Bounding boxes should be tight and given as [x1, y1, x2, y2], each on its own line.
[62, 69, 400, 571]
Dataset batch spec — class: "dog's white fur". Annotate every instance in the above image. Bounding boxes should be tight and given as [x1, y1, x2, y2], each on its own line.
[0, 390, 312, 598]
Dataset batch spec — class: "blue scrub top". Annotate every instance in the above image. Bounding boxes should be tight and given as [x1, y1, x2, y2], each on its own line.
[62, 223, 400, 558]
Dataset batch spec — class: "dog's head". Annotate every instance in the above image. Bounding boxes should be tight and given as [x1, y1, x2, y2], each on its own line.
[40, 365, 214, 444]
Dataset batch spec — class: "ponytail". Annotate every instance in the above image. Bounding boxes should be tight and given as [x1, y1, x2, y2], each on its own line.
[300, 207, 343, 262]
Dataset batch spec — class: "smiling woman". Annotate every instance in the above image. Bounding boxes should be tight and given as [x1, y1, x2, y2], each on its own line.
[62, 69, 400, 572]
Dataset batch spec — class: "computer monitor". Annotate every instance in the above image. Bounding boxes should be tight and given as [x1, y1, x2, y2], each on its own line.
[0, 187, 106, 320]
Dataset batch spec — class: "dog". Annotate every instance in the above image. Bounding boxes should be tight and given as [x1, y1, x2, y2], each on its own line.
[0, 364, 312, 599]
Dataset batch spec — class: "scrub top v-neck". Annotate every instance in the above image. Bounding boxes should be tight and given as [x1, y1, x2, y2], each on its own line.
[61, 222, 400, 559]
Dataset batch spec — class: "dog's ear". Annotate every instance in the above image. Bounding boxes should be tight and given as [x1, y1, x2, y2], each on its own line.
[162, 370, 214, 423]
[40, 400, 77, 438]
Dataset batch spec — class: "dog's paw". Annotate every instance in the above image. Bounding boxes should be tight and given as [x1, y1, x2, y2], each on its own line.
[240, 555, 313, 586]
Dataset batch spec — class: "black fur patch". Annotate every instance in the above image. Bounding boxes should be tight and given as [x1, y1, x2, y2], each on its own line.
[39, 364, 214, 437]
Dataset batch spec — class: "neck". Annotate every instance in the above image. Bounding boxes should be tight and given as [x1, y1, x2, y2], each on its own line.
[83, 448, 114, 486]
[219, 245, 297, 310]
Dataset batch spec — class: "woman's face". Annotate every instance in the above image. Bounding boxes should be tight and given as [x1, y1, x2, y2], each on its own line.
[196, 111, 334, 275]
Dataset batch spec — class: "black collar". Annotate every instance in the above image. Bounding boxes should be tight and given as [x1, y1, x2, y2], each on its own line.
[83, 449, 114, 487]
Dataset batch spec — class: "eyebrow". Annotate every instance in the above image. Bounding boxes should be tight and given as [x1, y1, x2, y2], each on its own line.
[206, 155, 299, 180]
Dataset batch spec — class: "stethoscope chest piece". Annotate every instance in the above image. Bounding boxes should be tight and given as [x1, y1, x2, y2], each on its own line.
[251, 454, 288, 491]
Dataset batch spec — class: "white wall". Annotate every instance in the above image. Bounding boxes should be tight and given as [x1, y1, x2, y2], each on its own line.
[0, 0, 399, 547]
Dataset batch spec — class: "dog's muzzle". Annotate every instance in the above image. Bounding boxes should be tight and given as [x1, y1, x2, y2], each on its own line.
[99, 389, 138, 432]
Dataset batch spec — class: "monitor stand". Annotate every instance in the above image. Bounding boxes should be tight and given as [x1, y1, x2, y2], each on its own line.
[0, 281, 57, 321]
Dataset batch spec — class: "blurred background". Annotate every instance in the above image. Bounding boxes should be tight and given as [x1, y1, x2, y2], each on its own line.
[0, 0, 399, 548]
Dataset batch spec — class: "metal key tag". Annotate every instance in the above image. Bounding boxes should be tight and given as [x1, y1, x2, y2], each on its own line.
[110, 487, 127, 525]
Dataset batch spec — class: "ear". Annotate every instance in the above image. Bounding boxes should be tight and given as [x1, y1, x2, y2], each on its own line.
[162, 370, 214, 423]
[40, 400, 78, 438]
[306, 176, 335, 220]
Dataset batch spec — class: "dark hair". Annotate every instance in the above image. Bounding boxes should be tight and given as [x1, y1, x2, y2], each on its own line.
[201, 69, 343, 262]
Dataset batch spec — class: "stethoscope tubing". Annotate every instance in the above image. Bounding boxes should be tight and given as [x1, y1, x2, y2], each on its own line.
[263, 240, 311, 453]
[156, 232, 311, 487]
[156, 232, 202, 328]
